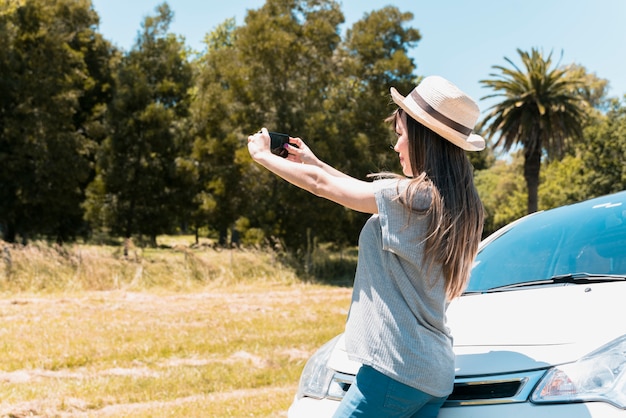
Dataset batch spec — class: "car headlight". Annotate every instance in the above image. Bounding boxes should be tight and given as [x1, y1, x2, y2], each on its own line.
[531, 335, 626, 408]
[296, 335, 351, 401]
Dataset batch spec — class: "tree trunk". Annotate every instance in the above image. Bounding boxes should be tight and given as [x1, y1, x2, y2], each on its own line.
[2, 222, 16, 243]
[218, 227, 228, 247]
[524, 145, 542, 214]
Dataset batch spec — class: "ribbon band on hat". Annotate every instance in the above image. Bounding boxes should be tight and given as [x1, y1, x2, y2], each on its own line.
[411, 90, 473, 136]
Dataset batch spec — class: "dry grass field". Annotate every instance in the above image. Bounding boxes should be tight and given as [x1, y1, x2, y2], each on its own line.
[0, 239, 353, 417]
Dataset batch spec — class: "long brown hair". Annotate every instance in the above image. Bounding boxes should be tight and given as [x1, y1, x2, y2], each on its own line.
[387, 108, 484, 300]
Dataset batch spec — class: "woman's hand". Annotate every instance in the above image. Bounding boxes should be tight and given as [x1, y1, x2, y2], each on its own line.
[247, 128, 271, 161]
[287, 136, 352, 180]
[248, 129, 319, 167]
[285, 136, 320, 166]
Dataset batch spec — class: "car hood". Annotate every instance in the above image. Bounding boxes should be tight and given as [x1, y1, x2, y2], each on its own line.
[447, 282, 626, 376]
[328, 282, 626, 377]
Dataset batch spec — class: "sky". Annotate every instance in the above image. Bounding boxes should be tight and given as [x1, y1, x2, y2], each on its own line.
[91, 0, 626, 113]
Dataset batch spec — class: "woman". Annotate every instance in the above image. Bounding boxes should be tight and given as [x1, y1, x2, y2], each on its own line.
[248, 75, 484, 417]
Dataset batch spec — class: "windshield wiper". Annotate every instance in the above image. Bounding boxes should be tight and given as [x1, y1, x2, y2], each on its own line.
[485, 272, 626, 293]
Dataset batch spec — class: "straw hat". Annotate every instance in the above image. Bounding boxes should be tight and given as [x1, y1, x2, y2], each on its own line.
[390, 76, 485, 151]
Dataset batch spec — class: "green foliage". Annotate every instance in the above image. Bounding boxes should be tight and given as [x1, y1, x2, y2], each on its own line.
[2, 0, 626, 256]
[578, 98, 626, 196]
[480, 48, 590, 214]
[538, 155, 588, 209]
[566, 63, 611, 111]
[0, 0, 115, 243]
[475, 153, 526, 236]
[233, 0, 349, 249]
[188, 0, 420, 250]
[84, 3, 193, 244]
[480, 97, 626, 231]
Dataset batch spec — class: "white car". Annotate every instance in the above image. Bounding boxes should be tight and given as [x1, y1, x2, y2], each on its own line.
[289, 191, 626, 417]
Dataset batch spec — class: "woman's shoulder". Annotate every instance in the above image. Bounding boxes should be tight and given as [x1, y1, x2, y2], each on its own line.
[374, 177, 432, 212]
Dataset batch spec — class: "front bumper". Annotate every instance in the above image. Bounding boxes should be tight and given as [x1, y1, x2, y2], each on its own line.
[288, 396, 626, 418]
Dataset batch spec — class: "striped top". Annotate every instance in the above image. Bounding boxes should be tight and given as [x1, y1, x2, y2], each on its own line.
[344, 179, 454, 397]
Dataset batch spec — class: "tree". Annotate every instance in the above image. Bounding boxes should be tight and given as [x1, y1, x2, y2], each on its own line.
[474, 152, 526, 236]
[331, 6, 420, 176]
[186, 18, 243, 245]
[479, 48, 588, 213]
[0, 0, 115, 243]
[188, 1, 423, 251]
[566, 64, 610, 112]
[192, 0, 349, 249]
[84, 3, 193, 245]
[578, 97, 626, 197]
[254, 2, 421, 250]
[308, 5, 421, 247]
[538, 155, 587, 209]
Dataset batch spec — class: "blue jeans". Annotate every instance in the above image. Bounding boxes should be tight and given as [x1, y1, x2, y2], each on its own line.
[333, 365, 447, 418]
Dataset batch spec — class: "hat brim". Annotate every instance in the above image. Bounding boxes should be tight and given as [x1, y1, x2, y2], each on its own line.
[390, 87, 485, 152]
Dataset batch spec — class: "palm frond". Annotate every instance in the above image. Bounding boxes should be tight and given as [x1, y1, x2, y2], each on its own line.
[479, 47, 588, 158]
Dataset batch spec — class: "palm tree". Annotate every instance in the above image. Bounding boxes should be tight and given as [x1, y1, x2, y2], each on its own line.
[479, 48, 588, 213]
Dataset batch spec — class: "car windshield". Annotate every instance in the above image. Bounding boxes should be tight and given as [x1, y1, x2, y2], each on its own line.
[466, 194, 626, 293]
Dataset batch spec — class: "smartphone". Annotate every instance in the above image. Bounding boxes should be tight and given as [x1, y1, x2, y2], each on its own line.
[269, 132, 293, 158]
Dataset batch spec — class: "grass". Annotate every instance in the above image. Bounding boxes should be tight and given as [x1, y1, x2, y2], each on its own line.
[0, 238, 354, 417]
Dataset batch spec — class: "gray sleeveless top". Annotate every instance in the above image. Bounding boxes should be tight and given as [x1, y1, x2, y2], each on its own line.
[344, 178, 454, 397]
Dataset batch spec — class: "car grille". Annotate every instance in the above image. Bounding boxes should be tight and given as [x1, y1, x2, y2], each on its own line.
[443, 370, 546, 407]
[330, 370, 547, 406]
[448, 380, 523, 401]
